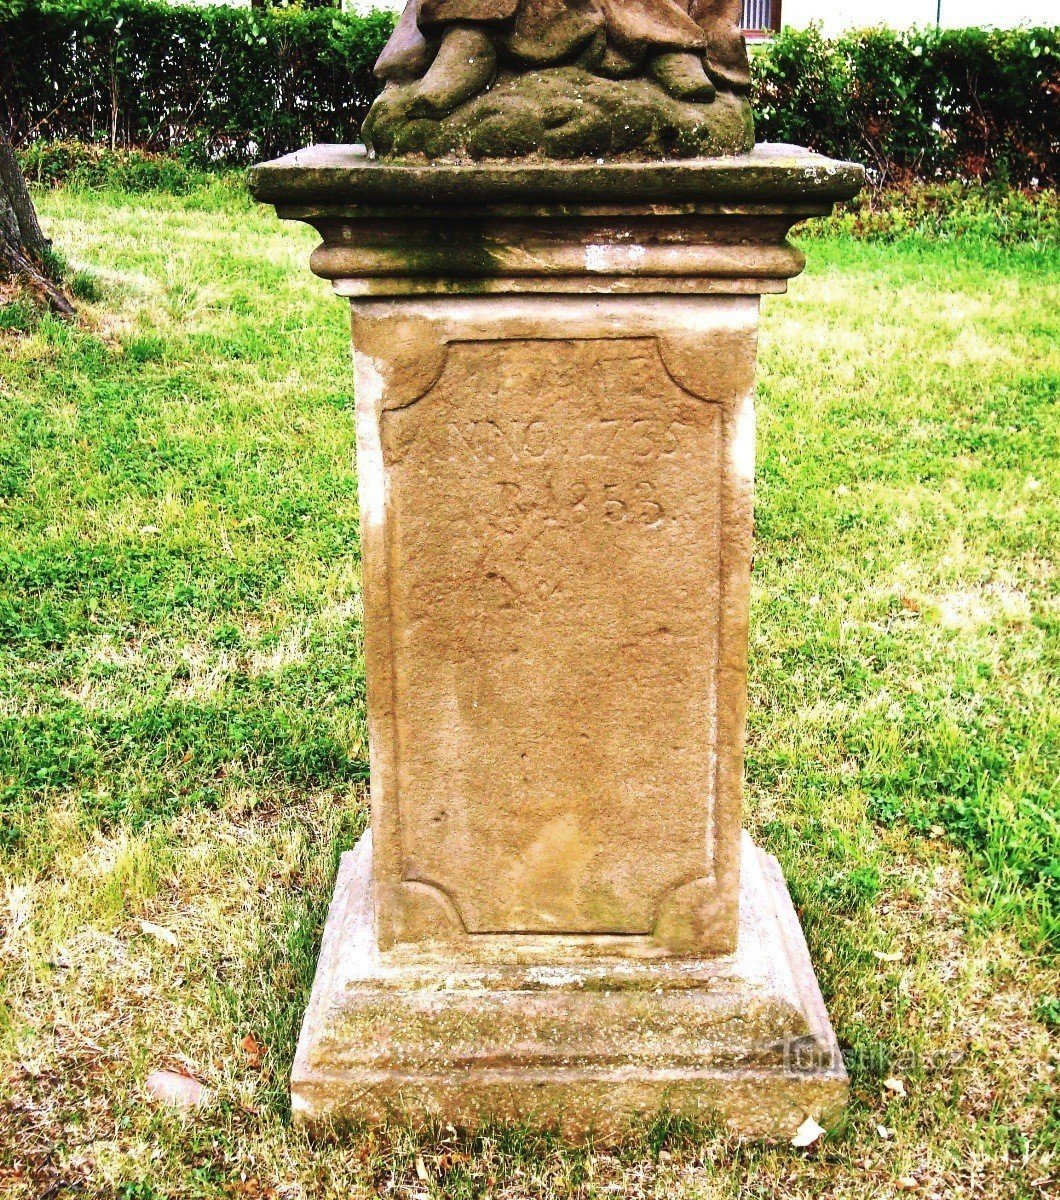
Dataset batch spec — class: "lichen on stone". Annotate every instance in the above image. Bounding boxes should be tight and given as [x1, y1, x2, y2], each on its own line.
[361, 0, 755, 162]
[362, 65, 754, 163]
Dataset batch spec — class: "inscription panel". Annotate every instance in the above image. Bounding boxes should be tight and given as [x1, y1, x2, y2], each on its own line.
[384, 337, 722, 935]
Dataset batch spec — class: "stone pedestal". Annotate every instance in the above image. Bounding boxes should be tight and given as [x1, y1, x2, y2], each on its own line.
[249, 143, 863, 1141]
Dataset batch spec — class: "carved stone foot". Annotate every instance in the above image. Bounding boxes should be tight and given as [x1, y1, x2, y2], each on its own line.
[704, 51, 752, 95]
[407, 25, 497, 120]
[650, 51, 717, 103]
[701, 5, 754, 95]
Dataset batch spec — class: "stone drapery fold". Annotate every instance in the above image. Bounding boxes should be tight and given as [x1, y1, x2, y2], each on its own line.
[377, 0, 722, 79]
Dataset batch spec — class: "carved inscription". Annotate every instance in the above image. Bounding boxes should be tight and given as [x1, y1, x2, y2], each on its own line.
[384, 337, 722, 935]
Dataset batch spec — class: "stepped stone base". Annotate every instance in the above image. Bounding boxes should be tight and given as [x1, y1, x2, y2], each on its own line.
[291, 831, 847, 1142]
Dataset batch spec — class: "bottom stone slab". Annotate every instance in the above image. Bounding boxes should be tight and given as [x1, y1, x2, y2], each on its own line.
[291, 832, 847, 1142]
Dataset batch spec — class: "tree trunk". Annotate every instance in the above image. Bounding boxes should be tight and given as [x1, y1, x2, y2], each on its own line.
[0, 130, 74, 317]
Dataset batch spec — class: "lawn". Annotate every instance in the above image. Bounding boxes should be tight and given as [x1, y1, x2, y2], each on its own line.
[0, 180, 1057, 1199]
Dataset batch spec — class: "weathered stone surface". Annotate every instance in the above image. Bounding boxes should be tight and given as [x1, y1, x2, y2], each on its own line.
[249, 146, 864, 1141]
[352, 293, 756, 955]
[247, 146, 865, 304]
[361, 65, 753, 162]
[291, 832, 847, 1140]
[247, 143, 865, 210]
[363, 0, 751, 161]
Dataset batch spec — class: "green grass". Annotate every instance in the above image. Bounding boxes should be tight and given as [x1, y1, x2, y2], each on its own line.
[0, 179, 1057, 1198]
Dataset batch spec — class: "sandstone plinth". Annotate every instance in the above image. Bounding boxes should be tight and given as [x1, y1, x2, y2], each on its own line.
[292, 831, 847, 1139]
[249, 143, 864, 1140]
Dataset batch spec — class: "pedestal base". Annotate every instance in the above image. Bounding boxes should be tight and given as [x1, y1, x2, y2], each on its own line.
[291, 832, 847, 1141]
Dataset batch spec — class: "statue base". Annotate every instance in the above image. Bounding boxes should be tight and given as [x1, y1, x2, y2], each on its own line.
[362, 65, 753, 162]
[292, 832, 846, 1142]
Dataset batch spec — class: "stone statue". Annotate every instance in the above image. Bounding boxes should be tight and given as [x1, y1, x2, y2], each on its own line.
[361, 0, 754, 161]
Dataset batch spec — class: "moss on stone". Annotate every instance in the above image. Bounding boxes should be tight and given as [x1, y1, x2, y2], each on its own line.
[362, 66, 754, 163]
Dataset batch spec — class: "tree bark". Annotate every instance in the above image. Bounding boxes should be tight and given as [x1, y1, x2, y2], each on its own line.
[0, 130, 74, 317]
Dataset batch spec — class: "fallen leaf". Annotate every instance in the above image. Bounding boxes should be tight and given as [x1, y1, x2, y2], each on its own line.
[225, 1180, 277, 1199]
[415, 1154, 429, 1182]
[145, 1069, 212, 1111]
[438, 1151, 469, 1171]
[873, 950, 903, 963]
[241, 1034, 265, 1069]
[791, 1116, 826, 1148]
[139, 920, 178, 948]
[897, 1177, 919, 1190]
[883, 1077, 907, 1097]
[876, 1124, 894, 1140]
[901, 596, 921, 613]
[139, 525, 160, 535]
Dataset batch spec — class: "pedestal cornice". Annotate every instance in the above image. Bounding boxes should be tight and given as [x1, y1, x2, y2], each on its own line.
[248, 143, 864, 297]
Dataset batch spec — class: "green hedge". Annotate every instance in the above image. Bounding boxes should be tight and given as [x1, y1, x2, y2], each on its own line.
[0, 0, 395, 163]
[753, 25, 1060, 186]
[1, 0, 1058, 182]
